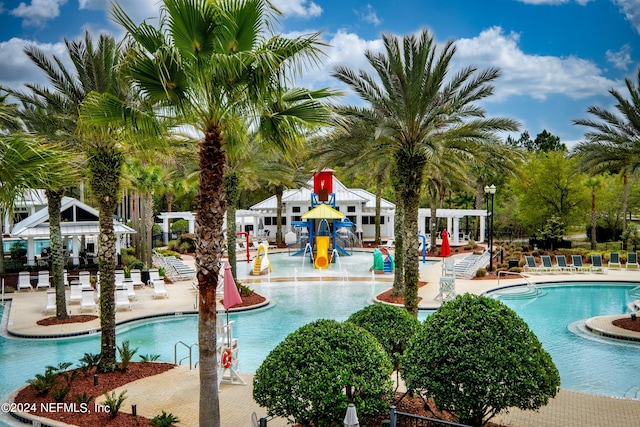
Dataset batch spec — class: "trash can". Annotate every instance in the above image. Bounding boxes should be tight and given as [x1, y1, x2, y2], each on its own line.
[508, 259, 519, 269]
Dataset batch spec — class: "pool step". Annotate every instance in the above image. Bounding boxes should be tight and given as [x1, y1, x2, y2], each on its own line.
[493, 285, 543, 299]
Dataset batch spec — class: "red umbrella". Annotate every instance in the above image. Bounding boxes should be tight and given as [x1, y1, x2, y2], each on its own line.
[440, 229, 451, 257]
[222, 262, 243, 309]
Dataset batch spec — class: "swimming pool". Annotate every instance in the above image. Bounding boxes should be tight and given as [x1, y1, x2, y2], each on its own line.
[1, 280, 640, 427]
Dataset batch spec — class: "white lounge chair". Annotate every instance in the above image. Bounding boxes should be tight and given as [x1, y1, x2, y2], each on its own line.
[69, 283, 82, 303]
[78, 271, 92, 289]
[80, 289, 97, 312]
[555, 255, 574, 272]
[152, 280, 168, 299]
[381, 239, 394, 249]
[36, 271, 50, 290]
[570, 255, 591, 273]
[115, 270, 126, 287]
[129, 269, 145, 288]
[591, 254, 607, 274]
[115, 286, 131, 310]
[124, 280, 137, 300]
[627, 252, 639, 270]
[540, 255, 559, 273]
[524, 256, 544, 273]
[608, 252, 622, 270]
[17, 272, 33, 291]
[147, 269, 161, 286]
[44, 290, 56, 314]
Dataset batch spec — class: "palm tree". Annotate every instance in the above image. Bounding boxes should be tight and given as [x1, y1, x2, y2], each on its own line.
[111, 1, 328, 423]
[573, 66, 640, 234]
[333, 29, 519, 315]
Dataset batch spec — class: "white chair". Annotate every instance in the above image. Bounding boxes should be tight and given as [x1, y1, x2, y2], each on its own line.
[129, 269, 145, 288]
[115, 270, 126, 287]
[17, 272, 33, 291]
[69, 283, 82, 303]
[147, 269, 161, 286]
[125, 280, 137, 300]
[44, 290, 56, 314]
[115, 286, 131, 310]
[442, 257, 455, 277]
[78, 271, 92, 289]
[152, 280, 168, 299]
[36, 270, 50, 290]
[80, 289, 97, 312]
[216, 319, 238, 351]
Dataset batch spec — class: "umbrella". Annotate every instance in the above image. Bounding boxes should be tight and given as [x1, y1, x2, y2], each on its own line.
[440, 229, 451, 257]
[344, 403, 359, 427]
[301, 203, 345, 220]
[221, 262, 243, 355]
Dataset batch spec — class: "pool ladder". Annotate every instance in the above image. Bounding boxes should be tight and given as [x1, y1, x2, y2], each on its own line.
[174, 340, 199, 369]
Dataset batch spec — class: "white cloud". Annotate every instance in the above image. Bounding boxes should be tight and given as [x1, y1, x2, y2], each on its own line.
[271, 0, 322, 18]
[78, 0, 109, 10]
[354, 4, 381, 26]
[10, 0, 67, 27]
[516, 0, 593, 5]
[453, 27, 617, 101]
[606, 44, 633, 70]
[613, 0, 640, 33]
[0, 37, 70, 91]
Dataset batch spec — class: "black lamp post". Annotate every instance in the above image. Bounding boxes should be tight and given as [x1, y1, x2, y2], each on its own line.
[484, 184, 496, 272]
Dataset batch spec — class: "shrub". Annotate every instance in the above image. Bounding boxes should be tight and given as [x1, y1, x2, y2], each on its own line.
[117, 341, 138, 372]
[102, 390, 127, 418]
[347, 303, 420, 380]
[150, 410, 181, 427]
[403, 294, 560, 427]
[139, 354, 161, 362]
[170, 219, 189, 234]
[74, 392, 94, 405]
[78, 353, 101, 375]
[253, 319, 393, 427]
[475, 268, 487, 277]
[29, 367, 59, 395]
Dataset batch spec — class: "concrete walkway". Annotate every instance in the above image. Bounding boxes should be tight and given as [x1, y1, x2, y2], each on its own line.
[3, 252, 640, 426]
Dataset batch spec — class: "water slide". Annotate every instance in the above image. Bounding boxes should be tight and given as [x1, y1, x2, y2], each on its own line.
[251, 243, 272, 275]
[314, 236, 330, 269]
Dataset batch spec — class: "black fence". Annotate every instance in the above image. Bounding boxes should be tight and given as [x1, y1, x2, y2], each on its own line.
[386, 406, 472, 427]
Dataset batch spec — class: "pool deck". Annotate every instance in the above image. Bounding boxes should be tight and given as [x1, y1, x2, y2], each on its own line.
[3, 251, 640, 426]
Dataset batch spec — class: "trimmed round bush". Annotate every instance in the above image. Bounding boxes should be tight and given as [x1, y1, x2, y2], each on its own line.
[403, 294, 560, 427]
[253, 319, 393, 427]
[347, 303, 420, 373]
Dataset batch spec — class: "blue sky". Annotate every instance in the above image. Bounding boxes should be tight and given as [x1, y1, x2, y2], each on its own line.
[0, 0, 639, 147]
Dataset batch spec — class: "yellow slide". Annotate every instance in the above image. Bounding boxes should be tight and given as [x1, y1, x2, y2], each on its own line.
[252, 243, 272, 275]
[314, 236, 330, 269]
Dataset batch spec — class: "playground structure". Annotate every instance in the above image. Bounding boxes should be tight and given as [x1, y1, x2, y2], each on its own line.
[370, 247, 395, 274]
[251, 242, 272, 275]
[291, 170, 355, 269]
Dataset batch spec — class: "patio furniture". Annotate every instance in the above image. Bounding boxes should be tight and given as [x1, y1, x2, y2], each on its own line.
[627, 252, 639, 270]
[555, 255, 574, 272]
[17, 272, 33, 291]
[80, 289, 97, 312]
[44, 290, 56, 314]
[35, 270, 50, 290]
[570, 255, 591, 273]
[540, 255, 559, 273]
[608, 252, 622, 270]
[591, 254, 607, 274]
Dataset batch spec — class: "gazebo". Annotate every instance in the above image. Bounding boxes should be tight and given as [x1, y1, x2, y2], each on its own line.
[10, 197, 135, 266]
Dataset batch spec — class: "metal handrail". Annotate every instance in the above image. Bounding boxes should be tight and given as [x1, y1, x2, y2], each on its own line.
[174, 340, 199, 370]
[497, 270, 539, 292]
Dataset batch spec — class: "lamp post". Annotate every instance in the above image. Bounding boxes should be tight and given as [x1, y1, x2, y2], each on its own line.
[484, 184, 496, 272]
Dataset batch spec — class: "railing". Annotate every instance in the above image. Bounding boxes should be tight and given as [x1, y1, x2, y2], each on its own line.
[174, 340, 199, 369]
[388, 406, 472, 427]
[497, 270, 538, 289]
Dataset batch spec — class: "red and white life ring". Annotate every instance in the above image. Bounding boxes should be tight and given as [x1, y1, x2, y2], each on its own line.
[221, 349, 233, 369]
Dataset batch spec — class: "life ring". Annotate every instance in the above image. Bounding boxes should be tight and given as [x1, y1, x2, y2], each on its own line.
[221, 349, 233, 369]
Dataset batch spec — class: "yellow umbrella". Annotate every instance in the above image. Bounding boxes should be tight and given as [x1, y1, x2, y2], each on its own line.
[302, 204, 345, 219]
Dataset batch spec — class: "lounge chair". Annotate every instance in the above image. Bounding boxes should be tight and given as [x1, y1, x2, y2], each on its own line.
[152, 280, 169, 299]
[78, 271, 92, 289]
[129, 269, 145, 288]
[17, 272, 33, 291]
[69, 283, 82, 303]
[627, 252, 639, 270]
[540, 255, 559, 273]
[571, 255, 590, 273]
[36, 270, 50, 290]
[115, 270, 126, 287]
[381, 239, 394, 249]
[124, 280, 137, 300]
[524, 256, 543, 273]
[80, 289, 97, 312]
[147, 269, 161, 286]
[44, 290, 56, 314]
[555, 255, 574, 272]
[590, 254, 607, 274]
[608, 252, 622, 270]
[115, 286, 131, 310]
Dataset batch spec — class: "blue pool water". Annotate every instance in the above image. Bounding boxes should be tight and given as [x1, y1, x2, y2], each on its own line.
[1, 279, 640, 426]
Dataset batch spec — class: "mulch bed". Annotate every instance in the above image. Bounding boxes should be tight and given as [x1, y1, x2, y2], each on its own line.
[612, 317, 640, 333]
[222, 291, 266, 308]
[376, 281, 428, 305]
[37, 315, 98, 326]
[13, 362, 174, 427]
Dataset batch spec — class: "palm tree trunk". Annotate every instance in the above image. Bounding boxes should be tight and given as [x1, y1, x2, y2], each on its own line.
[623, 174, 628, 233]
[374, 177, 382, 245]
[46, 188, 68, 320]
[591, 187, 597, 250]
[390, 167, 404, 297]
[197, 129, 226, 426]
[143, 192, 154, 267]
[89, 147, 123, 372]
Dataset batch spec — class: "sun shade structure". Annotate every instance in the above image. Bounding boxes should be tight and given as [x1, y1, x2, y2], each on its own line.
[301, 203, 345, 220]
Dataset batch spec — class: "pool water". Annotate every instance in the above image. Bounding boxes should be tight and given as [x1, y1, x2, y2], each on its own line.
[490, 283, 640, 398]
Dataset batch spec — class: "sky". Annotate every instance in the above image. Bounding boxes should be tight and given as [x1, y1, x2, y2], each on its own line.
[0, 0, 639, 147]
